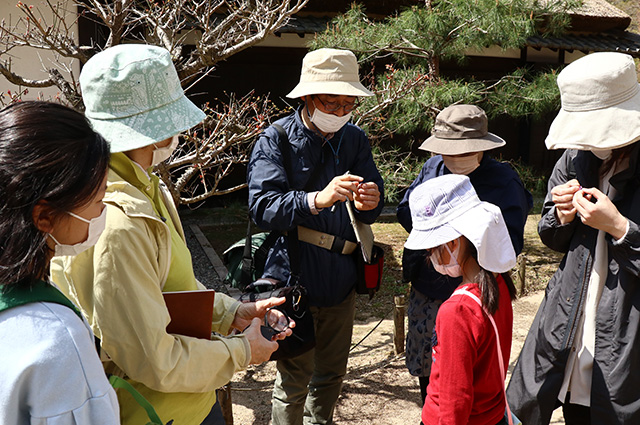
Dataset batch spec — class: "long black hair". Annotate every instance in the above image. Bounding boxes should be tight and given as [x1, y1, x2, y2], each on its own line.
[467, 240, 517, 315]
[0, 101, 110, 289]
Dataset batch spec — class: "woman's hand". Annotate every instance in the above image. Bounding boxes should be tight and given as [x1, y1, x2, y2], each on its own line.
[573, 187, 628, 239]
[243, 318, 279, 364]
[551, 179, 581, 224]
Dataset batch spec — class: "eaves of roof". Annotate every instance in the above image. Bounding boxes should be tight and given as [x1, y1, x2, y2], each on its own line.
[275, 15, 333, 35]
[526, 31, 640, 58]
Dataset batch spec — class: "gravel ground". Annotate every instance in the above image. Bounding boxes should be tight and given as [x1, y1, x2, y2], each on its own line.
[183, 222, 228, 292]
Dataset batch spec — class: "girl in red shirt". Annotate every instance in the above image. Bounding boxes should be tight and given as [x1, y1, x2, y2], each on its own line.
[404, 174, 518, 425]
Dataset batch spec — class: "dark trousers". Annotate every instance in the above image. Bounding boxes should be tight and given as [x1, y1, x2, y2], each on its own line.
[419, 376, 429, 405]
[200, 399, 226, 425]
[562, 402, 591, 425]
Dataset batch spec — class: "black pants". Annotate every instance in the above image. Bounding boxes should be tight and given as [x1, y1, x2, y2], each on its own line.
[419, 376, 429, 405]
[200, 399, 226, 425]
[562, 402, 591, 425]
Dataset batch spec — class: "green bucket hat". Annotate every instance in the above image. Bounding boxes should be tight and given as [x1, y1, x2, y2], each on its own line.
[80, 44, 206, 153]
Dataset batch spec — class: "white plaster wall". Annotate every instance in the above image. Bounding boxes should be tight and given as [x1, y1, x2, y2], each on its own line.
[0, 0, 80, 103]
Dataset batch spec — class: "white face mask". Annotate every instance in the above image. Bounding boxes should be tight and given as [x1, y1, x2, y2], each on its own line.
[591, 149, 612, 161]
[443, 153, 482, 175]
[431, 242, 463, 278]
[49, 208, 107, 257]
[309, 108, 352, 134]
[152, 135, 180, 166]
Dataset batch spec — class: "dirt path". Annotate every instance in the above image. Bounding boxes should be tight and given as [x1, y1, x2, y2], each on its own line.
[230, 289, 565, 424]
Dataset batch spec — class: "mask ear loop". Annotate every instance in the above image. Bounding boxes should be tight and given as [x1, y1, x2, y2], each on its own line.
[49, 211, 93, 245]
[444, 239, 462, 265]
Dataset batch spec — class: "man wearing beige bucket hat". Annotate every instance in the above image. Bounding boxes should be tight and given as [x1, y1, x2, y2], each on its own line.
[51, 44, 294, 425]
[247, 48, 384, 425]
[397, 104, 532, 406]
[508, 52, 640, 425]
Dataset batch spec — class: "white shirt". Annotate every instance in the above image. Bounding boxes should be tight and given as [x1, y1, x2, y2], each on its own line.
[0, 302, 119, 425]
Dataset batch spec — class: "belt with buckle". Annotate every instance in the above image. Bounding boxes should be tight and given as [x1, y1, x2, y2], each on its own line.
[297, 226, 357, 255]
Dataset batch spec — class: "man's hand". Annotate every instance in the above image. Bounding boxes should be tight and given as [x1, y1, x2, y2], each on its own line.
[315, 174, 363, 209]
[354, 182, 380, 211]
[551, 179, 581, 224]
[573, 187, 628, 239]
[232, 296, 286, 331]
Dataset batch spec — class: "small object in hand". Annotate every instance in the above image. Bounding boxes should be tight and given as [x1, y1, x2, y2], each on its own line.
[260, 307, 291, 340]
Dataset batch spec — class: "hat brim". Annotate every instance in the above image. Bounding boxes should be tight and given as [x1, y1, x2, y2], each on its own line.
[546, 84, 640, 150]
[87, 94, 206, 153]
[286, 81, 374, 98]
[404, 202, 516, 273]
[418, 132, 506, 155]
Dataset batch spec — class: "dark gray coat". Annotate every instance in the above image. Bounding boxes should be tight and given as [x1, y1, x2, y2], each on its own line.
[507, 145, 640, 424]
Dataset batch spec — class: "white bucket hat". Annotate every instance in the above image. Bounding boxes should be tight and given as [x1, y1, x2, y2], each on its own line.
[286, 48, 374, 98]
[404, 174, 516, 273]
[419, 104, 506, 155]
[80, 44, 206, 153]
[546, 52, 640, 151]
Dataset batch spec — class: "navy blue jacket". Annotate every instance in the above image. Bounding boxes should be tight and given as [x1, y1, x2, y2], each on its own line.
[247, 108, 384, 307]
[397, 154, 532, 299]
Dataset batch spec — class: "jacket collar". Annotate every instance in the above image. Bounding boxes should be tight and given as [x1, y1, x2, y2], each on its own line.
[572, 143, 640, 203]
[105, 153, 159, 219]
[609, 142, 640, 200]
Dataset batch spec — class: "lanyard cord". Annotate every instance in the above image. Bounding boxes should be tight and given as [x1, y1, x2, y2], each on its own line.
[322, 130, 346, 165]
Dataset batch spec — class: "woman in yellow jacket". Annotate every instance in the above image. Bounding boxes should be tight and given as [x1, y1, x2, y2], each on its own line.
[51, 44, 288, 425]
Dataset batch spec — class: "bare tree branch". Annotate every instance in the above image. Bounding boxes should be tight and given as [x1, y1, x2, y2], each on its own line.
[0, 62, 55, 87]
[0, 0, 308, 204]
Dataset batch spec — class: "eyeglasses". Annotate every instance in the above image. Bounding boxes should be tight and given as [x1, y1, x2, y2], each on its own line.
[313, 95, 360, 113]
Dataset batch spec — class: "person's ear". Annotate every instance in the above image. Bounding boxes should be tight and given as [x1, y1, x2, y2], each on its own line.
[32, 200, 55, 233]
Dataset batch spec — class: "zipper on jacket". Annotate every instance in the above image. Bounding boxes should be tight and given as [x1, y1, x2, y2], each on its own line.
[561, 249, 593, 351]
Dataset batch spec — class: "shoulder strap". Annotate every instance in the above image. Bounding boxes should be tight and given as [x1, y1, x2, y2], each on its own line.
[0, 280, 82, 320]
[109, 376, 167, 425]
[451, 288, 514, 425]
[240, 220, 254, 289]
[272, 124, 292, 183]
[272, 123, 328, 192]
[271, 123, 301, 281]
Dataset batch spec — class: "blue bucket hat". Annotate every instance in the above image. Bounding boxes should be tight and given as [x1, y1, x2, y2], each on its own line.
[80, 44, 206, 153]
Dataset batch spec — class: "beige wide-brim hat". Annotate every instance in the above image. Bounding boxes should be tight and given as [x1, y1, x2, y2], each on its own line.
[546, 52, 640, 151]
[287, 48, 374, 98]
[80, 44, 206, 153]
[404, 174, 516, 273]
[419, 104, 506, 155]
